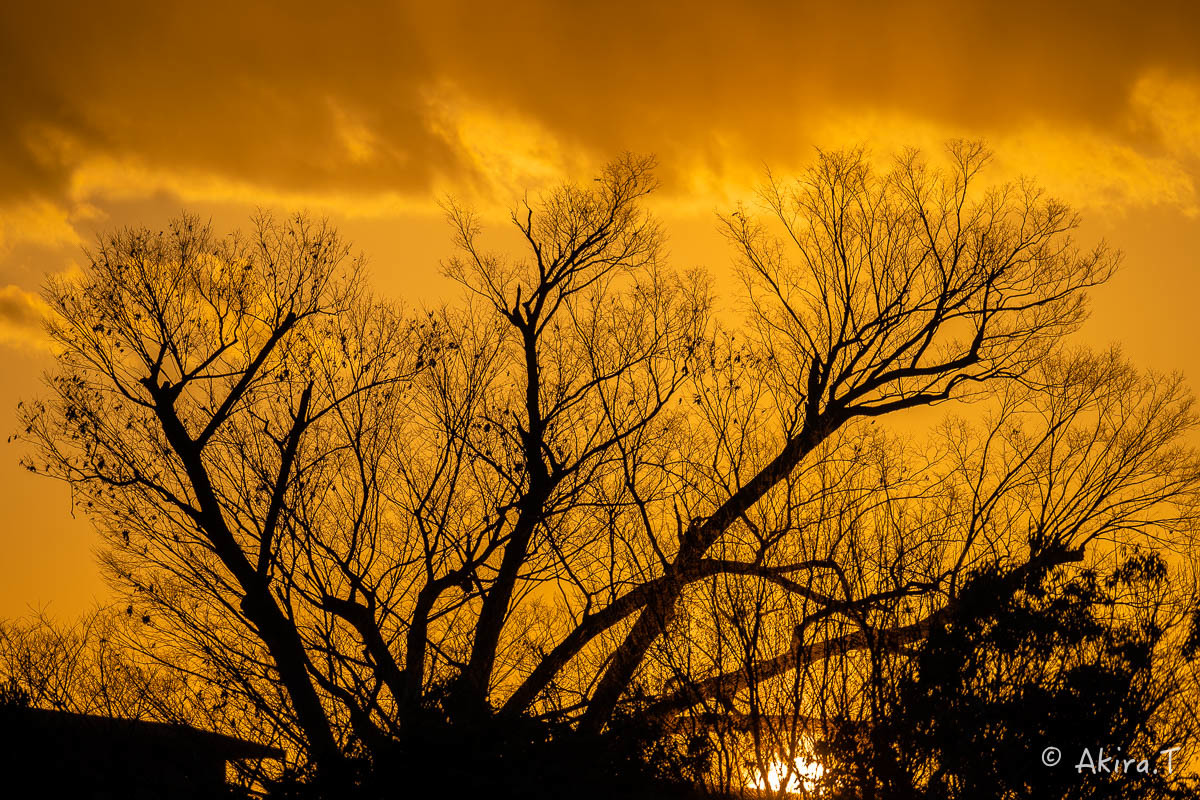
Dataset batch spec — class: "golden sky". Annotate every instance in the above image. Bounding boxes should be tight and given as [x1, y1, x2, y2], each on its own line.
[1, 0, 1198, 616]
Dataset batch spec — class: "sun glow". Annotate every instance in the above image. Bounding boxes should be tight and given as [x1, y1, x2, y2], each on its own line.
[750, 754, 826, 795]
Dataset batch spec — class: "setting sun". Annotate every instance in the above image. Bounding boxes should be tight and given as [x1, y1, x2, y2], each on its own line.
[750, 755, 827, 795]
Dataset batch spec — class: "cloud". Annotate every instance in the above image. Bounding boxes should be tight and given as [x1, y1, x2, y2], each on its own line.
[65, 156, 442, 220]
[1131, 72, 1200, 163]
[0, 284, 50, 350]
[2, 1, 1199, 207]
[0, 200, 84, 252]
[0, 1, 454, 204]
[806, 109, 1197, 215]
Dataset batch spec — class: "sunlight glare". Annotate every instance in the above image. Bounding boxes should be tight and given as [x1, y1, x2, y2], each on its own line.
[750, 755, 826, 794]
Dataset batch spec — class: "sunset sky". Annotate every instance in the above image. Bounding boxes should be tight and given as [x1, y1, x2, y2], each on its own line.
[1, 0, 1198, 616]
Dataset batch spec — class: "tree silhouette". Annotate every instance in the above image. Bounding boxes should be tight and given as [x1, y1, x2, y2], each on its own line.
[0, 608, 188, 721]
[13, 144, 1200, 795]
[819, 551, 1198, 799]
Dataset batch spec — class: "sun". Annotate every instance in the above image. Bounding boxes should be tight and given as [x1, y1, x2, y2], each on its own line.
[750, 754, 826, 795]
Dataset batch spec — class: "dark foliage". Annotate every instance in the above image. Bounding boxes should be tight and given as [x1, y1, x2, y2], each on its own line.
[0, 678, 31, 710]
[819, 550, 1198, 800]
[266, 684, 713, 800]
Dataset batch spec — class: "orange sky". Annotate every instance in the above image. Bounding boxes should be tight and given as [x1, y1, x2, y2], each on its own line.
[1, 0, 1198, 617]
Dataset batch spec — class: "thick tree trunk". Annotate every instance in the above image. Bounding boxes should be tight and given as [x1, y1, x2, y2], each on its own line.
[149, 386, 345, 777]
[241, 589, 346, 774]
[459, 324, 551, 712]
[459, 501, 541, 710]
[579, 415, 836, 733]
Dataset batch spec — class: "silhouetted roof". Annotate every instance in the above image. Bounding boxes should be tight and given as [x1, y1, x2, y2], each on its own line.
[3, 706, 283, 760]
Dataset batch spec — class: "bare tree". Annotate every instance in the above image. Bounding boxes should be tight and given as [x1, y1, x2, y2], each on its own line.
[15, 145, 1199, 795]
[18, 212, 418, 779]
[562, 142, 1118, 731]
[0, 607, 191, 721]
[651, 349, 1200, 794]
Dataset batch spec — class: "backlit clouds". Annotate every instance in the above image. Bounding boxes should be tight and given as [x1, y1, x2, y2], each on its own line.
[4, 0, 1200, 212]
[0, 1, 450, 203]
[0, 200, 84, 252]
[2, 0, 1198, 360]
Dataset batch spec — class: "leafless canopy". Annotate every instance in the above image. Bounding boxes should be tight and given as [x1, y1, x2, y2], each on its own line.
[13, 145, 1199, 788]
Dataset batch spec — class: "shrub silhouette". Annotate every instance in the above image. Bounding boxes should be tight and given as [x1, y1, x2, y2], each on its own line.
[819, 551, 1196, 800]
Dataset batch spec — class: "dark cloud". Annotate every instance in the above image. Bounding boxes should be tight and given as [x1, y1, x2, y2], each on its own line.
[1, 0, 1198, 204]
[0, 1, 450, 202]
